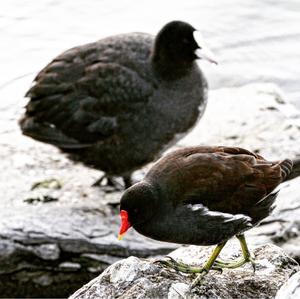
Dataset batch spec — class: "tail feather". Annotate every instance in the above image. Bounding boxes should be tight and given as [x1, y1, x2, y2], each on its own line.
[252, 191, 279, 224]
[251, 157, 298, 225]
[20, 117, 92, 149]
[284, 158, 300, 182]
[279, 159, 293, 181]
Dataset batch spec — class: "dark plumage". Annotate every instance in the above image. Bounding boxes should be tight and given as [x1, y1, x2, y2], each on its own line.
[119, 146, 293, 244]
[20, 21, 214, 188]
[118, 146, 294, 286]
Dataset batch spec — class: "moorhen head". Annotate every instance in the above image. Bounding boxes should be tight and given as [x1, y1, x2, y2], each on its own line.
[119, 146, 293, 287]
[20, 21, 216, 189]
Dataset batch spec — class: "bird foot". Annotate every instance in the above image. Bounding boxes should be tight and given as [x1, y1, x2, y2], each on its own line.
[190, 268, 209, 289]
[92, 175, 123, 192]
[213, 255, 256, 272]
[155, 256, 212, 290]
[31, 178, 62, 190]
[154, 256, 221, 274]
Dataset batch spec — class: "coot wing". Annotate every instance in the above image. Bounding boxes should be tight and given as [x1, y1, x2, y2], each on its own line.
[22, 41, 154, 147]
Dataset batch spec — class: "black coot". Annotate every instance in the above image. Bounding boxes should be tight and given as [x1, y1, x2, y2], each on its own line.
[20, 21, 216, 188]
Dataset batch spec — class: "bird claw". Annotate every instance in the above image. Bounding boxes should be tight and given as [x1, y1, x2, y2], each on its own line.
[92, 175, 123, 191]
[154, 256, 213, 275]
[249, 256, 256, 273]
[154, 256, 176, 265]
[212, 266, 223, 273]
[190, 268, 209, 289]
[164, 255, 177, 263]
[154, 256, 189, 273]
[154, 256, 176, 270]
[31, 178, 62, 190]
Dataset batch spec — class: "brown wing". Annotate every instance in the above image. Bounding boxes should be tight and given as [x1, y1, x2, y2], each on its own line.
[146, 145, 262, 183]
[146, 146, 292, 223]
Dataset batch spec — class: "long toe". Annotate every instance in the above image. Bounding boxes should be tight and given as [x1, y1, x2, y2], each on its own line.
[214, 258, 240, 267]
[154, 257, 205, 274]
[249, 256, 256, 272]
[190, 269, 209, 289]
[31, 178, 62, 190]
[213, 256, 256, 270]
[214, 258, 233, 265]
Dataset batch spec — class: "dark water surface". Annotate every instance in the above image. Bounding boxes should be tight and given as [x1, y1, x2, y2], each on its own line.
[1, 0, 300, 113]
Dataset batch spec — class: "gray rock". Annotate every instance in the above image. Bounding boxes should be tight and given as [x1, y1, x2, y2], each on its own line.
[0, 204, 177, 297]
[30, 243, 60, 260]
[70, 244, 299, 299]
[276, 271, 300, 299]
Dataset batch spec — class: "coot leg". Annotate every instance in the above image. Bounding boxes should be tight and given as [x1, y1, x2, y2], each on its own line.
[92, 174, 106, 187]
[122, 174, 133, 189]
[92, 174, 123, 191]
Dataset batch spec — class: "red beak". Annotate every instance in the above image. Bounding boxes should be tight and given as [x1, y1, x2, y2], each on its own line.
[118, 210, 131, 240]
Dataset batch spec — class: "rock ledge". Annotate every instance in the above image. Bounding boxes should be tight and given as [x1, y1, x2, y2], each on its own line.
[70, 243, 299, 299]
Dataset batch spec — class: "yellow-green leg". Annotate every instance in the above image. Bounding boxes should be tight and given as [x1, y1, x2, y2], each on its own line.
[213, 234, 256, 271]
[155, 241, 227, 287]
[190, 241, 227, 288]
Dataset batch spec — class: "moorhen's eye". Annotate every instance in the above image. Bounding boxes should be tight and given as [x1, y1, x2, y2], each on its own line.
[134, 208, 139, 214]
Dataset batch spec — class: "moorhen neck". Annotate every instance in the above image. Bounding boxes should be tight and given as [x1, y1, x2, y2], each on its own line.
[119, 146, 294, 288]
[20, 20, 216, 189]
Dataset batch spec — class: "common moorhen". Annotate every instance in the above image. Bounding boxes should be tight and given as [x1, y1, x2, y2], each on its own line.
[118, 146, 294, 287]
[20, 21, 216, 189]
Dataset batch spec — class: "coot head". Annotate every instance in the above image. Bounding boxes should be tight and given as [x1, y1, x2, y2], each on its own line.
[152, 20, 217, 67]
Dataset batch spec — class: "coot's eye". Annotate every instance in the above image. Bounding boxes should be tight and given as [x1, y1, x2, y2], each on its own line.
[182, 38, 189, 44]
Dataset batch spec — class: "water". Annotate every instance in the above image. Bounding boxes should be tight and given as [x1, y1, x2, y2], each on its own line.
[0, 0, 300, 111]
